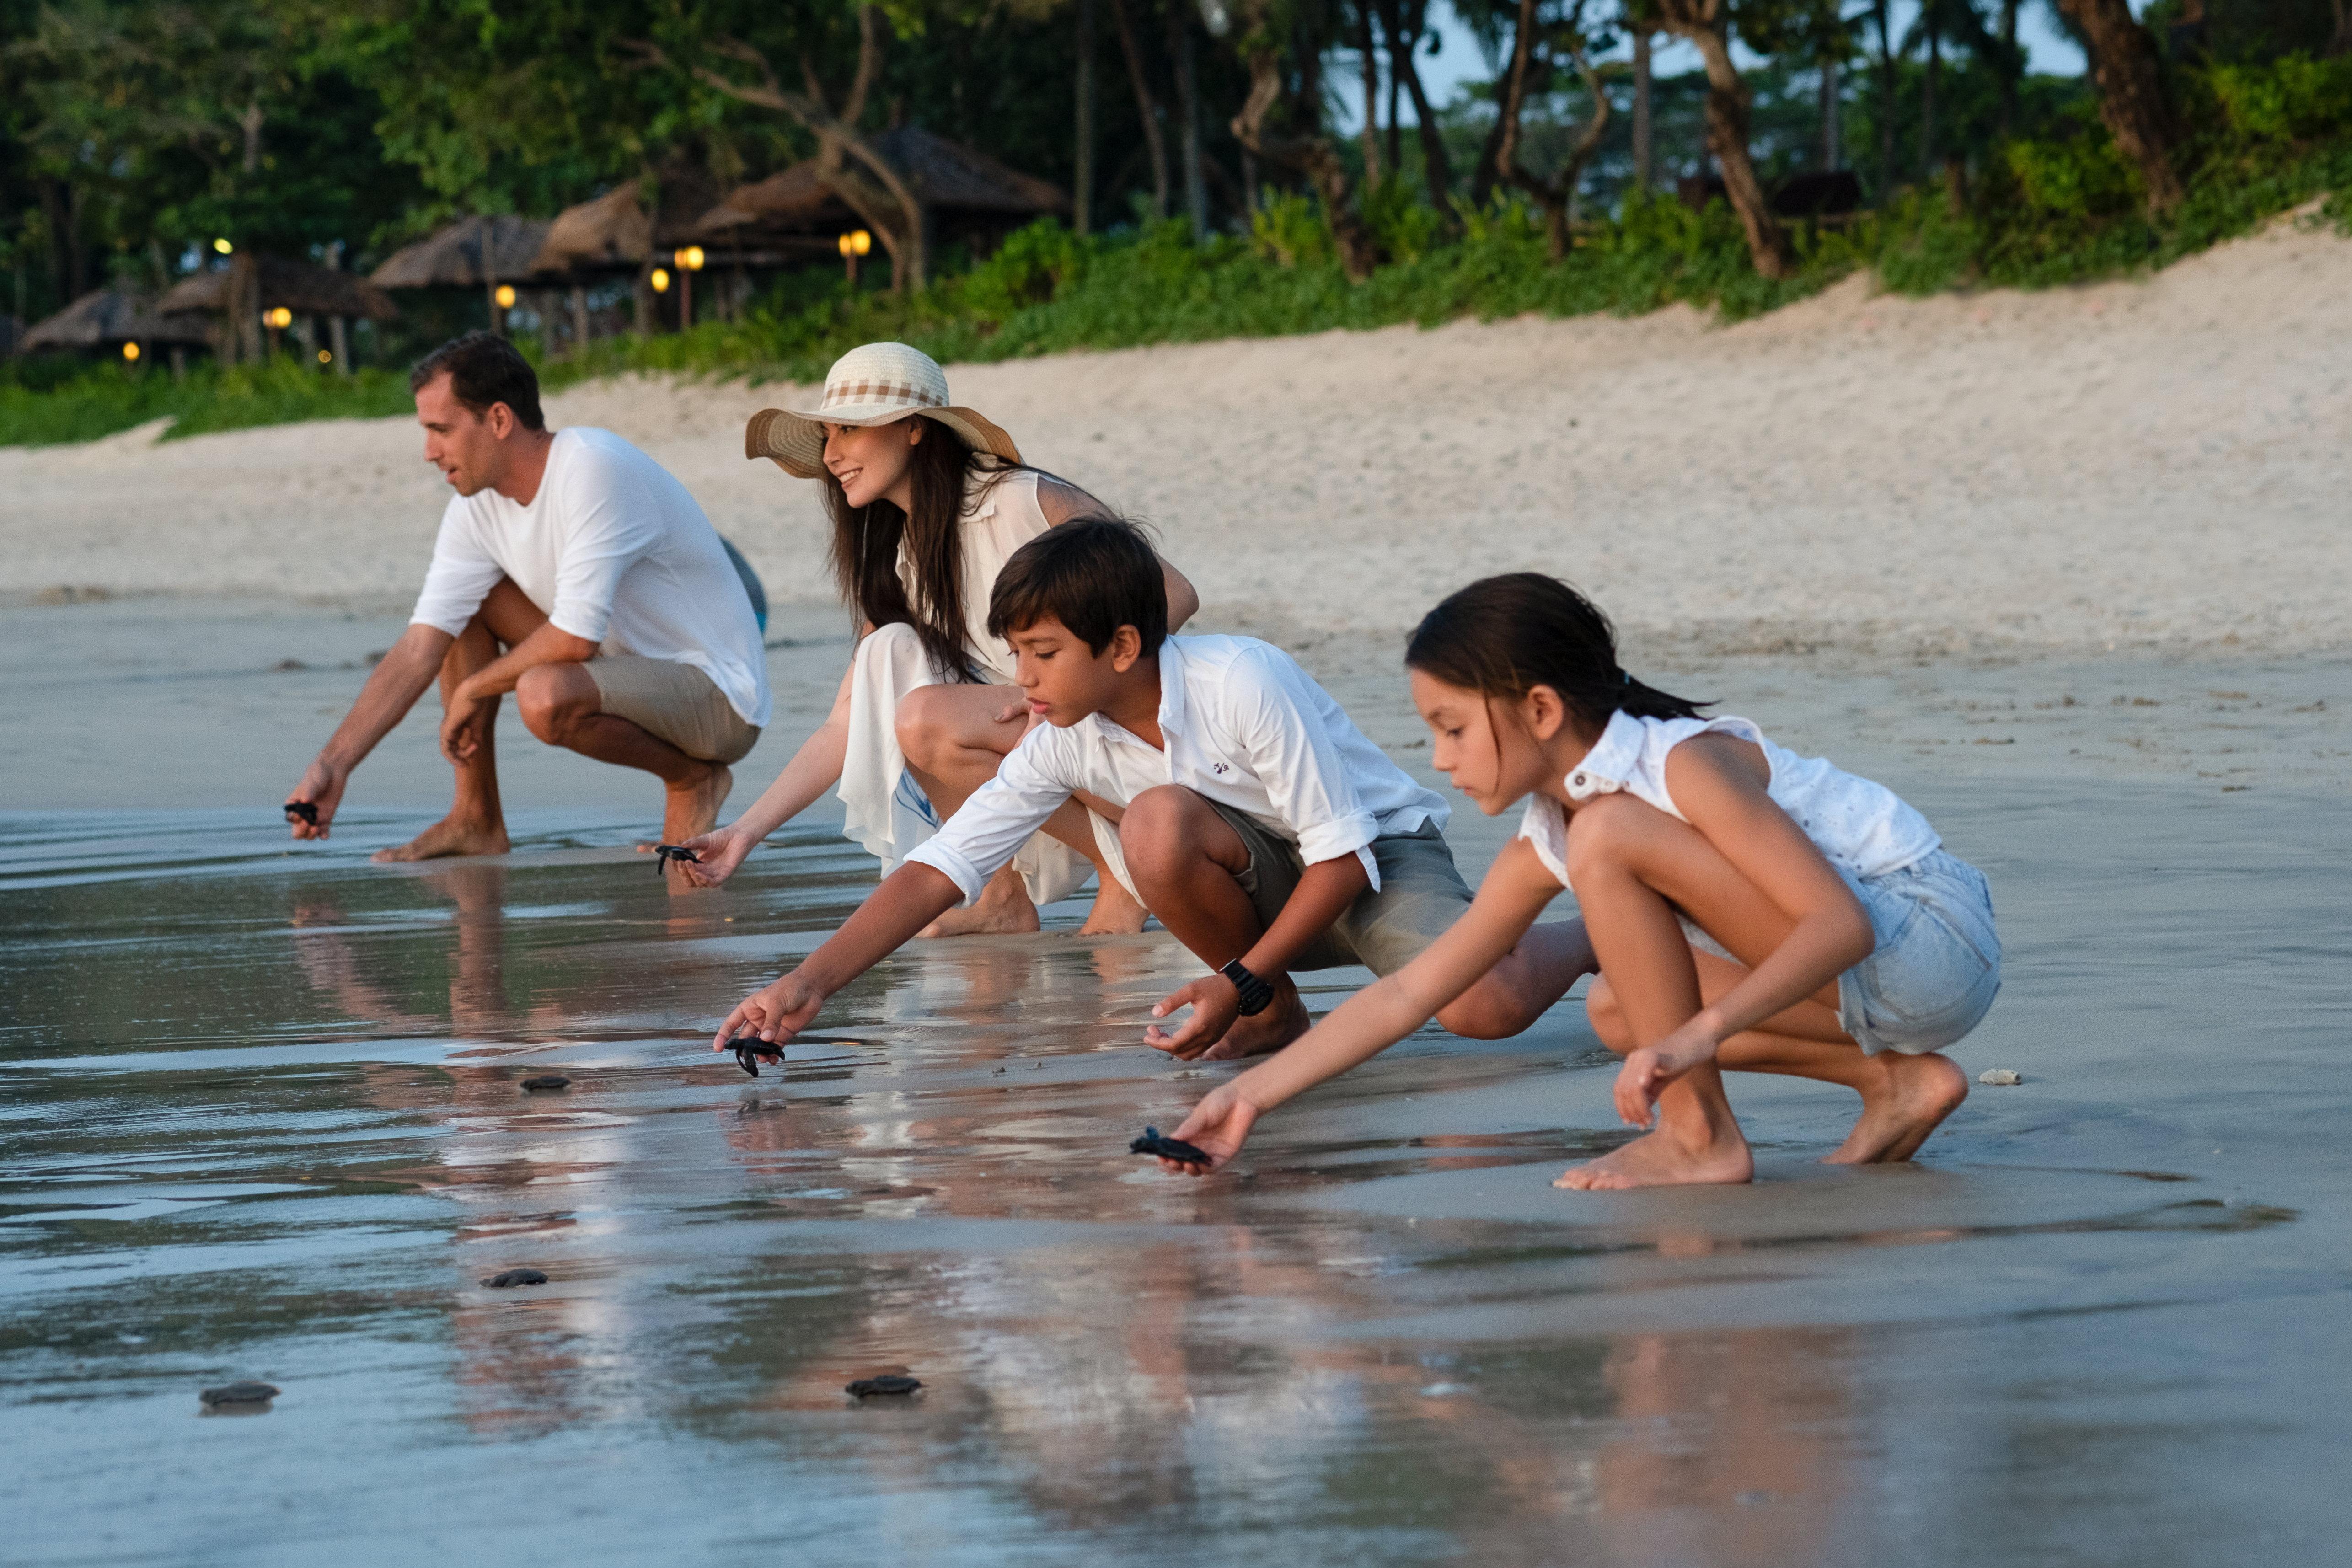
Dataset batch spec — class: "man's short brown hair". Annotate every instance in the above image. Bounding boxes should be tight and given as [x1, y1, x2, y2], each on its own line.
[409, 332, 545, 431]
[986, 516, 1167, 656]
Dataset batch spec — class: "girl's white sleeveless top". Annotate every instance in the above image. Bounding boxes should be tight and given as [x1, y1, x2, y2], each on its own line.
[895, 467, 1051, 684]
[1517, 712, 1940, 887]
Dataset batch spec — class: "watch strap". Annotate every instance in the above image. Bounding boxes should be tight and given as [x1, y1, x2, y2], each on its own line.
[1219, 958, 1275, 1017]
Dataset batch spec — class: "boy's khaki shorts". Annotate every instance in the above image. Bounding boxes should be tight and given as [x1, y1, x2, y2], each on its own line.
[1207, 800, 1472, 975]
[584, 655, 761, 765]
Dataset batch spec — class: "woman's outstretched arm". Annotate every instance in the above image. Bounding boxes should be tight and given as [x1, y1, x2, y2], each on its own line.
[678, 652, 858, 886]
[1163, 839, 1569, 1172]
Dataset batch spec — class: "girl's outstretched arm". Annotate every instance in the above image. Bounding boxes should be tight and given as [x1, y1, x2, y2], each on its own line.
[1163, 839, 1571, 1172]
[678, 652, 858, 886]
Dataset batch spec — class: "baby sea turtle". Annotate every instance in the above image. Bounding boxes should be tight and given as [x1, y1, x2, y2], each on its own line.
[653, 844, 701, 878]
[845, 1375, 921, 1398]
[482, 1268, 549, 1288]
[282, 801, 319, 826]
[1130, 1126, 1212, 1165]
[729, 1035, 784, 1077]
[520, 1075, 570, 1092]
[200, 1381, 279, 1408]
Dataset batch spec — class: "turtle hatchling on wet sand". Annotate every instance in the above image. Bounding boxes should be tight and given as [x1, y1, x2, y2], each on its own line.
[846, 1375, 921, 1398]
[200, 1381, 279, 1409]
[482, 1268, 549, 1288]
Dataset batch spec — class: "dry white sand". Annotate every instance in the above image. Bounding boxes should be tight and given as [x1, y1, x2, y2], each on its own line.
[5, 209, 2348, 658]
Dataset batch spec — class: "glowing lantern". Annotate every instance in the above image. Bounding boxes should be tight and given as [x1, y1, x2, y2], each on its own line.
[674, 246, 706, 272]
[317, 349, 332, 364]
[837, 230, 872, 257]
[494, 284, 517, 310]
[212, 237, 233, 254]
[265, 306, 293, 329]
[649, 268, 671, 293]
[122, 342, 141, 362]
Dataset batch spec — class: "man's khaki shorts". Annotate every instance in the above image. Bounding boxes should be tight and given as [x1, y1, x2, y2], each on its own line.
[584, 656, 761, 765]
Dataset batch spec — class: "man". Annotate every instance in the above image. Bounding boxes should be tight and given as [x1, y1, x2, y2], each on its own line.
[715, 519, 1589, 1062]
[285, 333, 771, 871]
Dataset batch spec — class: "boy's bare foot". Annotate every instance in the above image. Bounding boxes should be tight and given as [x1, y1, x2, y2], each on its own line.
[1826, 1051, 1969, 1165]
[1199, 979, 1312, 1060]
[917, 864, 1043, 938]
[1555, 1126, 1754, 1190]
[1076, 875, 1149, 936]
[373, 815, 509, 863]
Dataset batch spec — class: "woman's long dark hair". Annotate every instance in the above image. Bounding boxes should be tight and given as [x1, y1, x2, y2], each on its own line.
[1405, 573, 1707, 734]
[819, 418, 1020, 682]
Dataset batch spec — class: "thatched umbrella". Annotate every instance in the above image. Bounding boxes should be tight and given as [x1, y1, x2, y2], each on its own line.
[20, 289, 210, 371]
[690, 125, 1067, 289]
[159, 252, 395, 375]
[531, 184, 654, 276]
[371, 214, 552, 340]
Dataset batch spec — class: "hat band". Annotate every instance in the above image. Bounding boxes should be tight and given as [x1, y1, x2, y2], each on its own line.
[820, 378, 945, 412]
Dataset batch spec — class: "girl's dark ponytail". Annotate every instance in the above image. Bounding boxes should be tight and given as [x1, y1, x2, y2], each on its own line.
[1405, 574, 1706, 731]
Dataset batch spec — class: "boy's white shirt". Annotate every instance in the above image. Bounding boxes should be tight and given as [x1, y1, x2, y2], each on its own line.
[905, 634, 1449, 909]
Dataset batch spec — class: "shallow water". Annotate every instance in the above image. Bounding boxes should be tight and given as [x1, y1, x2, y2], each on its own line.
[3, 782, 2348, 1566]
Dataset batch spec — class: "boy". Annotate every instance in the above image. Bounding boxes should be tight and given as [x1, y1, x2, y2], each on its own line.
[714, 520, 1591, 1062]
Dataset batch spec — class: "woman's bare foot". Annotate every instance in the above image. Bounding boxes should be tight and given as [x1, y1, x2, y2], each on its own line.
[1077, 875, 1150, 936]
[372, 815, 509, 863]
[1555, 1125, 1754, 1190]
[1826, 1051, 1969, 1164]
[1199, 979, 1313, 1061]
[917, 864, 1043, 938]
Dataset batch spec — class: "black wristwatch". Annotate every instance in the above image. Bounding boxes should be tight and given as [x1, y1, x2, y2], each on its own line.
[1219, 958, 1275, 1017]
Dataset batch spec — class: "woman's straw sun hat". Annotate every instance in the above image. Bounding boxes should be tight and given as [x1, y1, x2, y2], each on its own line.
[744, 342, 1020, 480]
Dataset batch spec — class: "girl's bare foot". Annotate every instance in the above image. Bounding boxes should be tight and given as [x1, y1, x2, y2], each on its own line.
[372, 815, 509, 863]
[1555, 1126, 1754, 1190]
[917, 864, 1043, 937]
[1199, 980, 1313, 1060]
[1826, 1051, 1969, 1164]
[1076, 875, 1150, 936]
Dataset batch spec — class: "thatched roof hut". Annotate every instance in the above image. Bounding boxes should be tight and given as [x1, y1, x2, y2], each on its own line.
[370, 215, 552, 289]
[692, 125, 1067, 250]
[530, 184, 655, 276]
[20, 289, 212, 353]
[159, 253, 395, 320]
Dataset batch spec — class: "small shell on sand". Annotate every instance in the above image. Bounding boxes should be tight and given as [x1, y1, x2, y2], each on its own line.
[1978, 1069, 2023, 1086]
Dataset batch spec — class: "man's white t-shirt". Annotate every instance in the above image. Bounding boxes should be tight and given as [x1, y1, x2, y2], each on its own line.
[408, 427, 772, 726]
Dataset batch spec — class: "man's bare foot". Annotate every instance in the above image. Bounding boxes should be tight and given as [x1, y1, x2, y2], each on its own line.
[372, 815, 509, 863]
[1076, 875, 1150, 936]
[1555, 1126, 1754, 1190]
[664, 764, 732, 844]
[917, 864, 1043, 938]
[1825, 1051, 1969, 1164]
[1199, 979, 1313, 1061]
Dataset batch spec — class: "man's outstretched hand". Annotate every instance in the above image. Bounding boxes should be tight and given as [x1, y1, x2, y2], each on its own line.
[714, 973, 827, 1053]
[285, 761, 348, 840]
[1155, 1081, 1260, 1175]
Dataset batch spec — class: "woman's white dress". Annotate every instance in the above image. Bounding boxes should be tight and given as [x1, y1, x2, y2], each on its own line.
[837, 469, 1097, 905]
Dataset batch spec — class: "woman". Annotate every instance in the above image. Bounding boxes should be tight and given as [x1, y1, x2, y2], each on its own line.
[679, 342, 1199, 935]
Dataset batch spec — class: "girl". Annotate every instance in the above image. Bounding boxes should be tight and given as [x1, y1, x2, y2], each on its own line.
[1159, 574, 2001, 1189]
[677, 342, 1199, 935]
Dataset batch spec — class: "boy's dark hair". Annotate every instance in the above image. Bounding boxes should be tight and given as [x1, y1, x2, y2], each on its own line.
[409, 332, 545, 431]
[986, 516, 1167, 656]
[1406, 573, 1706, 735]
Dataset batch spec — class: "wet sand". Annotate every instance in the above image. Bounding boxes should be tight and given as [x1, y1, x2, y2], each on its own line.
[5, 596, 2350, 1563]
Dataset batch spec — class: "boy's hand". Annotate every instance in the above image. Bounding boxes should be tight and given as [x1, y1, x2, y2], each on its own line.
[676, 824, 751, 888]
[1144, 974, 1241, 1061]
[1157, 1082, 1259, 1174]
[714, 973, 826, 1052]
[285, 760, 347, 840]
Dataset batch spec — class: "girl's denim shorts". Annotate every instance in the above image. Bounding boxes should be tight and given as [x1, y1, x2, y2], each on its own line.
[1834, 849, 2002, 1055]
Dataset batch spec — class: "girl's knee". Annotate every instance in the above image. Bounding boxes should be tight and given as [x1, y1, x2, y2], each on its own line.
[893, 685, 954, 765]
[1562, 792, 1664, 882]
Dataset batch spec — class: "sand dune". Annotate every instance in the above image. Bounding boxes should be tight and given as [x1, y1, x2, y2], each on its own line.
[6, 209, 2347, 656]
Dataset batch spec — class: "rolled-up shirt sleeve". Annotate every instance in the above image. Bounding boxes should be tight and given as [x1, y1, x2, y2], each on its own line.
[902, 728, 1078, 907]
[548, 447, 664, 644]
[1226, 648, 1382, 887]
[408, 503, 505, 635]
